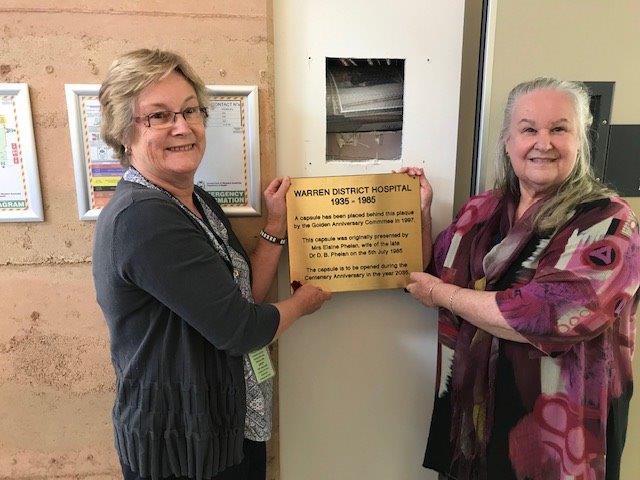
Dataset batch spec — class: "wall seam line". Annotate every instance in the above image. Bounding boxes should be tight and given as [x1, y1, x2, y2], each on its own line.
[0, 259, 91, 267]
[0, 7, 265, 20]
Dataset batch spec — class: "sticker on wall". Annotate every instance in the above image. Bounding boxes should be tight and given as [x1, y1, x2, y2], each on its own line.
[0, 83, 44, 222]
[325, 58, 405, 162]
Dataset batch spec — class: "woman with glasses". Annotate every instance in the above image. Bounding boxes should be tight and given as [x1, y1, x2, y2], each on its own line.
[93, 49, 331, 480]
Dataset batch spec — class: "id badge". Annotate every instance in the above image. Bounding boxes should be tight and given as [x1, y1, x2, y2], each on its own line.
[248, 346, 275, 383]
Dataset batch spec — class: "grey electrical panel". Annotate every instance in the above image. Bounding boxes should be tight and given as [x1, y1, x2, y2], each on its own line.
[583, 81, 639, 197]
[584, 82, 614, 179]
[603, 125, 640, 197]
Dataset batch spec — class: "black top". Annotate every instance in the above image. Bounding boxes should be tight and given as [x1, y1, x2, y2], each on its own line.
[92, 180, 280, 479]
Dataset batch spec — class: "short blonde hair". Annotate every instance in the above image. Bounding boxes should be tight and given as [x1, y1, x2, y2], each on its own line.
[99, 49, 209, 166]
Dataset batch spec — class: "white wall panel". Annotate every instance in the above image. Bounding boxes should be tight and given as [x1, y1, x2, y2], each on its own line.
[274, 2, 465, 478]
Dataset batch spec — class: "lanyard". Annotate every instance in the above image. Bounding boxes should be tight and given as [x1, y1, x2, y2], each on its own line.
[184, 194, 235, 273]
[126, 168, 235, 275]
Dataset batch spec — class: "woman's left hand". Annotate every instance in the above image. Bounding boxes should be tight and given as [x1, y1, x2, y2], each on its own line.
[405, 272, 442, 308]
[264, 176, 291, 238]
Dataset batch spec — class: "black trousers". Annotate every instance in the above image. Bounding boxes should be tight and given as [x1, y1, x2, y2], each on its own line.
[121, 440, 266, 480]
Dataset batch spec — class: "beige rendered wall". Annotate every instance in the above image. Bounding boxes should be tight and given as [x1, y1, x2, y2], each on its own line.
[0, 2, 279, 478]
[480, 1, 640, 478]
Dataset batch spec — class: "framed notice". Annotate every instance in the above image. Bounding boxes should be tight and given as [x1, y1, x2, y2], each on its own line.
[0, 83, 43, 222]
[196, 85, 261, 216]
[287, 173, 423, 293]
[65, 84, 122, 220]
[65, 84, 260, 220]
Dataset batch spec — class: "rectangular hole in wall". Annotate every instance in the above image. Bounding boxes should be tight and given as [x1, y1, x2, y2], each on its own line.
[326, 57, 404, 161]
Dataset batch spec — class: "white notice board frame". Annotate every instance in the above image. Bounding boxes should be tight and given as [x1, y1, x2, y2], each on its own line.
[198, 85, 261, 217]
[0, 83, 43, 222]
[65, 83, 121, 221]
[66, 84, 261, 220]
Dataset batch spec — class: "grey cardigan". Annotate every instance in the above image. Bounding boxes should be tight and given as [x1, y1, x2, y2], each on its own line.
[92, 180, 279, 479]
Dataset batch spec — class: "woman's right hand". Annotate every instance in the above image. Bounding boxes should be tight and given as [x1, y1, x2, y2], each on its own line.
[292, 283, 332, 316]
[395, 166, 434, 269]
[395, 166, 433, 215]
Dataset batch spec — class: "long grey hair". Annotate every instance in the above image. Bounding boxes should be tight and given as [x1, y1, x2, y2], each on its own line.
[494, 77, 615, 234]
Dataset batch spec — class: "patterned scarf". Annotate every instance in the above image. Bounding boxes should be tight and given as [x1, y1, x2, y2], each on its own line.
[437, 191, 546, 479]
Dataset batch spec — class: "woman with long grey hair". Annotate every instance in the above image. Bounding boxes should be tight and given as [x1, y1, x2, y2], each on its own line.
[407, 78, 639, 479]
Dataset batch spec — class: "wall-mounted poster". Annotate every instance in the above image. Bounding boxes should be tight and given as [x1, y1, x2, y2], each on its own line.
[65, 84, 121, 221]
[66, 84, 261, 220]
[0, 83, 43, 222]
[196, 85, 261, 216]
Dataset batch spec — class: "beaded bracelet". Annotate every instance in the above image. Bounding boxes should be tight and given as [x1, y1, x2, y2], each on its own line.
[260, 229, 287, 245]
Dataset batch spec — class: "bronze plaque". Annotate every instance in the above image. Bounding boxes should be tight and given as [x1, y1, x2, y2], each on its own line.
[287, 173, 423, 292]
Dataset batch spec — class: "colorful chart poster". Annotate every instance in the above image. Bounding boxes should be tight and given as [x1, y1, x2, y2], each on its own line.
[195, 97, 248, 206]
[0, 95, 29, 211]
[79, 96, 122, 209]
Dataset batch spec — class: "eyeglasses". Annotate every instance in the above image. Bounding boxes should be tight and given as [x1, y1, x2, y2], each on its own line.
[134, 106, 209, 128]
